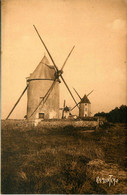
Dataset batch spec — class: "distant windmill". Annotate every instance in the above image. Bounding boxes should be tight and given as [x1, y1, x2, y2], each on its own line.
[6, 25, 79, 120]
[60, 100, 70, 119]
[71, 88, 94, 117]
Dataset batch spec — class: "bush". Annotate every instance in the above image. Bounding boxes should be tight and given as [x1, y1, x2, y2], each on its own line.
[94, 105, 127, 123]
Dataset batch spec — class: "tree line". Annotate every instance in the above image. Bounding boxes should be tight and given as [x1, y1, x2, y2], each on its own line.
[94, 105, 127, 123]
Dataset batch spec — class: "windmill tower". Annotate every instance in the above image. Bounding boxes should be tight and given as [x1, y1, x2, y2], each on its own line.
[27, 55, 60, 120]
[6, 25, 79, 120]
[79, 95, 91, 117]
[60, 100, 70, 119]
[71, 88, 93, 117]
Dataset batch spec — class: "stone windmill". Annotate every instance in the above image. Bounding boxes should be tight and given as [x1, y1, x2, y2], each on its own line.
[6, 25, 79, 120]
[26, 55, 60, 120]
[71, 88, 94, 117]
[60, 100, 71, 119]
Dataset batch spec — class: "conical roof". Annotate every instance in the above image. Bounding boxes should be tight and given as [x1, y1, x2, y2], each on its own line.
[29, 56, 55, 80]
[64, 106, 70, 112]
[81, 94, 91, 104]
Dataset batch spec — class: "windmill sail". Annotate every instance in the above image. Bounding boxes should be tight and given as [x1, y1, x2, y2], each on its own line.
[71, 89, 94, 112]
[33, 25, 79, 110]
[6, 85, 28, 119]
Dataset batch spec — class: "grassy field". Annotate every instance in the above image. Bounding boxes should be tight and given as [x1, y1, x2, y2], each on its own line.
[1, 121, 127, 194]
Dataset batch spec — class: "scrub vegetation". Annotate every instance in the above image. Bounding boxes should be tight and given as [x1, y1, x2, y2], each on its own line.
[95, 105, 127, 123]
[1, 121, 127, 194]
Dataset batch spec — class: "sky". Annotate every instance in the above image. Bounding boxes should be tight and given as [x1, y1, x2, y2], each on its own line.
[1, 0, 127, 119]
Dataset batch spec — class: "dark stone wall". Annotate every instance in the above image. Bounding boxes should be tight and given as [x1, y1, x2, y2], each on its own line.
[1, 119, 99, 129]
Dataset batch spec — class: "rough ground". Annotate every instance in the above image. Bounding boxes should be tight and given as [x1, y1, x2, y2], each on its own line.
[1, 122, 127, 194]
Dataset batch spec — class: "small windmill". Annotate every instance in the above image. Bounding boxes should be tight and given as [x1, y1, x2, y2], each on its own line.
[6, 25, 79, 120]
[71, 88, 94, 117]
[60, 100, 71, 119]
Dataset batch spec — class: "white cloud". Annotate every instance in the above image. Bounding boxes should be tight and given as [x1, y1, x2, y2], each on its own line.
[107, 19, 126, 33]
[112, 19, 126, 30]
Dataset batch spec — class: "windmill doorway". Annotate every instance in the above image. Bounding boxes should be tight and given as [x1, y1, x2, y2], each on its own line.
[39, 113, 45, 119]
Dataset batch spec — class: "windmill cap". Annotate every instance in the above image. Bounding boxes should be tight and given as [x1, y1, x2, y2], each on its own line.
[81, 94, 91, 104]
[40, 55, 54, 69]
[28, 55, 56, 80]
[64, 106, 70, 112]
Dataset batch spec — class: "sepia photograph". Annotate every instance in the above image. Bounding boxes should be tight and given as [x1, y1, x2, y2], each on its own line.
[1, 0, 127, 194]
